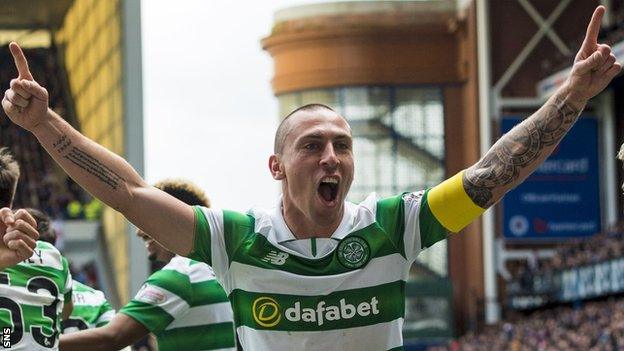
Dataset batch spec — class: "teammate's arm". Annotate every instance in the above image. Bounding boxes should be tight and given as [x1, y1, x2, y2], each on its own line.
[462, 6, 620, 209]
[59, 313, 148, 351]
[62, 300, 74, 321]
[1, 43, 195, 256]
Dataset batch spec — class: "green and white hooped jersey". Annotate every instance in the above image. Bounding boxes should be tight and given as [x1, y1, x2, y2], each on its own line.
[62, 281, 114, 333]
[189, 172, 484, 351]
[120, 256, 236, 351]
[0, 241, 73, 350]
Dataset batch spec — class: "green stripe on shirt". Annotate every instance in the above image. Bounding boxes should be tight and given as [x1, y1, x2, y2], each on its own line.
[157, 322, 236, 350]
[120, 256, 236, 351]
[418, 189, 448, 249]
[190, 206, 212, 265]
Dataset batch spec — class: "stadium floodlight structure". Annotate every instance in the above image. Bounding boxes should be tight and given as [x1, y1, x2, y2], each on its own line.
[0, 0, 146, 308]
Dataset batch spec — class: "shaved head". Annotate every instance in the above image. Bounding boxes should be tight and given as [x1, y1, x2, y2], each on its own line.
[274, 104, 339, 154]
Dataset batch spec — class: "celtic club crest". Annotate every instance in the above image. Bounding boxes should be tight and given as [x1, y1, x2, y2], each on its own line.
[337, 236, 371, 269]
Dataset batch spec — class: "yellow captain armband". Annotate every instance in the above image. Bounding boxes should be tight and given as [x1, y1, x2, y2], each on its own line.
[427, 170, 485, 233]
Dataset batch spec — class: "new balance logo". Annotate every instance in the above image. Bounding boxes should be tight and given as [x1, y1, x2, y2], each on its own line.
[262, 251, 289, 265]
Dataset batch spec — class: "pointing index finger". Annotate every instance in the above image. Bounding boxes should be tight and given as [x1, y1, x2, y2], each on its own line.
[581, 6, 605, 52]
[9, 42, 34, 81]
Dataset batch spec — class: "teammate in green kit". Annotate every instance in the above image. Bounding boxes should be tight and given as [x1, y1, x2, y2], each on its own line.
[24, 208, 116, 333]
[0, 152, 72, 350]
[62, 281, 115, 332]
[0, 237, 73, 350]
[3, 6, 621, 350]
[59, 179, 236, 351]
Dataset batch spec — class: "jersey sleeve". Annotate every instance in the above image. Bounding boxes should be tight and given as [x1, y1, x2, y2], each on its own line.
[402, 171, 485, 262]
[425, 171, 485, 233]
[375, 191, 423, 263]
[94, 300, 115, 327]
[188, 206, 254, 289]
[189, 206, 213, 264]
[119, 269, 192, 334]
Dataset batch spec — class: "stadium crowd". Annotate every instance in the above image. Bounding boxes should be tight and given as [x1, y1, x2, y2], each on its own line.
[509, 222, 624, 295]
[432, 222, 624, 350]
[435, 297, 624, 351]
[0, 47, 94, 220]
[547, 223, 624, 270]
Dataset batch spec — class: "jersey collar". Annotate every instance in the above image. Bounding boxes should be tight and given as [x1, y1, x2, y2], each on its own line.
[269, 197, 356, 244]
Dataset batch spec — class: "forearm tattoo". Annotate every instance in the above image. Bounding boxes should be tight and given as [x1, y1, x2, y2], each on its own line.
[463, 96, 581, 208]
[52, 134, 126, 190]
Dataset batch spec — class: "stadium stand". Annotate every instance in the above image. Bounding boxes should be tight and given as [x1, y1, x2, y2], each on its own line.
[436, 223, 624, 350]
[0, 44, 105, 299]
[0, 45, 92, 220]
[439, 297, 624, 351]
[546, 224, 624, 271]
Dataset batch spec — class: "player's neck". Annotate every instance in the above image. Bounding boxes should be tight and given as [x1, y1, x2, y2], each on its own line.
[281, 201, 344, 240]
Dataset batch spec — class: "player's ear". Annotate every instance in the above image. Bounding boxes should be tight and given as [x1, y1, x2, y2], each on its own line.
[269, 154, 285, 180]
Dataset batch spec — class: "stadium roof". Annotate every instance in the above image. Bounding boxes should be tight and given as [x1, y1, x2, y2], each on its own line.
[0, 0, 72, 29]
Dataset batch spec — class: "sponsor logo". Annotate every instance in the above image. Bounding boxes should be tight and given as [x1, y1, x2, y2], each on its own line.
[286, 297, 380, 326]
[509, 215, 529, 236]
[337, 236, 370, 269]
[262, 251, 289, 266]
[251, 296, 381, 328]
[402, 191, 424, 203]
[252, 297, 281, 327]
[136, 285, 167, 305]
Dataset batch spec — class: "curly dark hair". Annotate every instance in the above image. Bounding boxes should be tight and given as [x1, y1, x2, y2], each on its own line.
[24, 208, 56, 245]
[153, 179, 210, 207]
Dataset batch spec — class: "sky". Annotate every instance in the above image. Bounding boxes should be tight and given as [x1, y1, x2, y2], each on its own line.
[141, 0, 323, 211]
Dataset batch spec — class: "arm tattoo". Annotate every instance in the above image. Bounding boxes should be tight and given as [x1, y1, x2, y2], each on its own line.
[463, 96, 581, 208]
[52, 134, 126, 190]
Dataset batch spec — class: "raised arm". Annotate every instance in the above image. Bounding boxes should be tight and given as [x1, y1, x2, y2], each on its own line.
[1, 43, 195, 255]
[463, 6, 621, 208]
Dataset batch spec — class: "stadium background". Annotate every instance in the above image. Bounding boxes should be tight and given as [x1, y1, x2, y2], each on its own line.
[1, 0, 624, 350]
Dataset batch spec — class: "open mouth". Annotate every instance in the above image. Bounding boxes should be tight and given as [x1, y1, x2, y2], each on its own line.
[318, 177, 339, 204]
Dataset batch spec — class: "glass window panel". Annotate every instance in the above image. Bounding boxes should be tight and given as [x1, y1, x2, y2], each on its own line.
[300, 89, 338, 107]
[394, 88, 445, 160]
[277, 93, 300, 119]
[350, 136, 395, 202]
[416, 240, 447, 276]
[342, 87, 390, 121]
